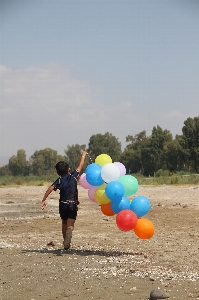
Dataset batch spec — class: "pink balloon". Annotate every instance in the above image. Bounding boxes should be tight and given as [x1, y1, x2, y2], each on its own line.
[79, 173, 91, 189]
[88, 186, 97, 202]
[114, 162, 126, 176]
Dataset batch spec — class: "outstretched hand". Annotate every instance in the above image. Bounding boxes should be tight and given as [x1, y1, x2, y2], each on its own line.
[41, 200, 47, 210]
[81, 151, 88, 156]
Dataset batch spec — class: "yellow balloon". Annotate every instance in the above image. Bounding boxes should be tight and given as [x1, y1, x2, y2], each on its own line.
[95, 154, 112, 166]
[94, 183, 110, 204]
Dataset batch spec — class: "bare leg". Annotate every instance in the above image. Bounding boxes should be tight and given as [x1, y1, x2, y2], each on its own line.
[62, 218, 75, 238]
[62, 220, 67, 239]
[63, 218, 75, 249]
[66, 218, 75, 230]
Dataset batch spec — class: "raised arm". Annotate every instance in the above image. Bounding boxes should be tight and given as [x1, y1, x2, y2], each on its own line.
[76, 151, 87, 173]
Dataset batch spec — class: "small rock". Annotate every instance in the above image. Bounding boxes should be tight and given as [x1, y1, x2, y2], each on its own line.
[149, 277, 156, 281]
[182, 204, 188, 208]
[47, 241, 55, 247]
[173, 203, 181, 206]
[43, 214, 50, 218]
[150, 289, 170, 300]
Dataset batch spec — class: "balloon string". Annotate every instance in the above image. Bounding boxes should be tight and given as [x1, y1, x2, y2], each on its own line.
[86, 152, 93, 164]
[81, 150, 93, 164]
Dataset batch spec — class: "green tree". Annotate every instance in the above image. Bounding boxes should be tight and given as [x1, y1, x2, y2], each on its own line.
[65, 144, 87, 173]
[88, 132, 122, 162]
[164, 135, 187, 172]
[0, 164, 11, 176]
[164, 138, 179, 172]
[149, 126, 173, 174]
[8, 149, 28, 176]
[121, 131, 152, 175]
[180, 116, 199, 172]
[30, 148, 66, 175]
[120, 149, 138, 174]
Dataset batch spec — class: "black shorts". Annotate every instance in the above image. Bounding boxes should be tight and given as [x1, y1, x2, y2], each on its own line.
[59, 200, 77, 220]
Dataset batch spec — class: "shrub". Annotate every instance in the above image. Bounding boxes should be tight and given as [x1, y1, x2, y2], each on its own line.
[155, 169, 170, 177]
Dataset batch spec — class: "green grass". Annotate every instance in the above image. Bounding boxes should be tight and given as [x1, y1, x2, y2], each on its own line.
[0, 173, 199, 187]
[135, 174, 199, 185]
[0, 175, 57, 187]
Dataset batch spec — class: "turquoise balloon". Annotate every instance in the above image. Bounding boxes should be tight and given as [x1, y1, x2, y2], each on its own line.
[111, 196, 130, 214]
[118, 175, 138, 196]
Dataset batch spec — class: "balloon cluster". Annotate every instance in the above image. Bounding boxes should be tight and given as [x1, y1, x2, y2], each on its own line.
[79, 154, 155, 240]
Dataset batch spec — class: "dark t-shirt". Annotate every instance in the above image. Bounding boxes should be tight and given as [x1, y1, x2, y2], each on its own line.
[52, 170, 79, 201]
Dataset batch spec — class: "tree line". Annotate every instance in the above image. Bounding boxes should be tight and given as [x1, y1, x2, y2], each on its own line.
[1, 116, 199, 177]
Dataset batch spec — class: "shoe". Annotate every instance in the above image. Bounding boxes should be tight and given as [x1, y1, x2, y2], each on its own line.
[64, 244, 70, 250]
[62, 240, 70, 250]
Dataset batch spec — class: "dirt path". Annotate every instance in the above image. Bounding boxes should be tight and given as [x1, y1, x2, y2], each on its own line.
[0, 185, 199, 300]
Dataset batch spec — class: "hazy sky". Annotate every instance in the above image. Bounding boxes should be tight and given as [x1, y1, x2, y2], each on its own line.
[0, 0, 199, 166]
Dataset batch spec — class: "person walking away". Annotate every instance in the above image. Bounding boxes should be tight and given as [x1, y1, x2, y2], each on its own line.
[41, 151, 87, 250]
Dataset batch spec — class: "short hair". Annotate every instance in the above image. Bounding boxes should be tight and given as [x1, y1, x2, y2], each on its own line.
[55, 161, 69, 175]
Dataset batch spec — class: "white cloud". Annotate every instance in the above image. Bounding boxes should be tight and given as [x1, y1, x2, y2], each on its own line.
[0, 64, 137, 158]
[0, 64, 192, 160]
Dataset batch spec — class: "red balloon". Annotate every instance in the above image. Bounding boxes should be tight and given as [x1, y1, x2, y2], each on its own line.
[116, 209, 138, 231]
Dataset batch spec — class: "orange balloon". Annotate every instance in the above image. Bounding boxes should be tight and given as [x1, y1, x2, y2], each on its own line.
[101, 202, 115, 216]
[133, 218, 155, 239]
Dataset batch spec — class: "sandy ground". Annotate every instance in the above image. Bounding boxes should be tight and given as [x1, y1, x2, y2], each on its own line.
[0, 184, 199, 300]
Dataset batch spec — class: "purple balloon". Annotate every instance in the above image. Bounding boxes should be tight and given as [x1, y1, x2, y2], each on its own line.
[114, 162, 126, 176]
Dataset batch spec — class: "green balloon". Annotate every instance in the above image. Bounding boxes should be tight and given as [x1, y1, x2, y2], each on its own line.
[118, 175, 138, 196]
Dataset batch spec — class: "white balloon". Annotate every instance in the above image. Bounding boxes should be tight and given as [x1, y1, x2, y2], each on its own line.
[101, 163, 120, 183]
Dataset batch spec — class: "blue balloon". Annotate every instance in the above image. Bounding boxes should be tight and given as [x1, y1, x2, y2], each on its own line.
[130, 196, 151, 217]
[105, 181, 125, 202]
[111, 196, 130, 214]
[85, 163, 104, 186]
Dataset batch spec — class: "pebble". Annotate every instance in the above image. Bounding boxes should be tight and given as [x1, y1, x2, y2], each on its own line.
[149, 289, 170, 300]
[182, 204, 188, 208]
[150, 277, 156, 281]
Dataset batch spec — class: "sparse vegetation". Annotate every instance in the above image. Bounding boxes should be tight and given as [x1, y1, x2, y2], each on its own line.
[136, 172, 199, 185]
[0, 175, 57, 187]
[0, 172, 199, 187]
[1, 117, 199, 182]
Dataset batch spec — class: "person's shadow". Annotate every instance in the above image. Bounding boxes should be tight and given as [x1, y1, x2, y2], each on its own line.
[21, 247, 143, 257]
